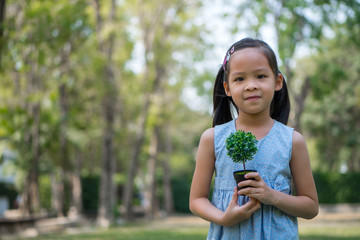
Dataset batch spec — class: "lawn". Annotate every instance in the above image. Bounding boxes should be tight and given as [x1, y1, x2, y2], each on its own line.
[299, 223, 360, 240]
[23, 225, 209, 240]
[19, 220, 360, 240]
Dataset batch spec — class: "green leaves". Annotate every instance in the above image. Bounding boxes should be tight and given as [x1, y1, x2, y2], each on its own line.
[225, 130, 258, 164]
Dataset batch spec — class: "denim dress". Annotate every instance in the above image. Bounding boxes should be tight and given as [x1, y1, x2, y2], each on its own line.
[207, 119, 298, 240]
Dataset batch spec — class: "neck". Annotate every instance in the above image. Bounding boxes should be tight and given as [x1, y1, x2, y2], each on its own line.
[235, 112, 274, 140]
[236, 111, 272, 127]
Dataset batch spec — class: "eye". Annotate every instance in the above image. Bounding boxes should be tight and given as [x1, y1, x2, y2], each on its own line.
[257, 74, 266, 79]
[235, 77, 244, 82]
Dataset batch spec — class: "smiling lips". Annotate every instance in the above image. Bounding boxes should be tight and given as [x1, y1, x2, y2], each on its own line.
[245, 95, 261, 101]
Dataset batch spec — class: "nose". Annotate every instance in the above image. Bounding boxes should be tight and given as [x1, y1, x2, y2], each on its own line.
[244, 79, 258, 91]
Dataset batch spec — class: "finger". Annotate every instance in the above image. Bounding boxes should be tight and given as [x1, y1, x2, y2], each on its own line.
[245, 172, 261, 181]
[239, 186, 261, 198]
[252, 199, 261, 211]
[241, 198, 260, 215]
[230, 186, 238, 204]
[247, 198, 261, 211]
[242, 197, 257, 208]
[238, 180, 256, 188]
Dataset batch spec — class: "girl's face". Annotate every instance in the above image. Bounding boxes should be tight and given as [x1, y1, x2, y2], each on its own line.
[223, 47, 283, 117]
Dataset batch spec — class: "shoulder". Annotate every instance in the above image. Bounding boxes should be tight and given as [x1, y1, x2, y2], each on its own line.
[197, 128, 216, 162]
[292, 130, 306, 147]
[200, 127, 215, 144]
[291, 130, 308, 158]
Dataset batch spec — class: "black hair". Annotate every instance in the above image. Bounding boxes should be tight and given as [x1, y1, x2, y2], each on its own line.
[212, 38, 290, 127]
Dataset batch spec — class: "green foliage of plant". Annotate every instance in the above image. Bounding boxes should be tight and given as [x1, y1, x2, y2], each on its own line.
[225, 130, 258, 170]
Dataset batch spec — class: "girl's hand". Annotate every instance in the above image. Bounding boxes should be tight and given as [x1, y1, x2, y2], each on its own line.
[221, 187, 261, 227]
[238, 172, 277, 206]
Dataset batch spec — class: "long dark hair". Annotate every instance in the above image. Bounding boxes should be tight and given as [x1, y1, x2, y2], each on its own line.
[212, 38, 290, 127]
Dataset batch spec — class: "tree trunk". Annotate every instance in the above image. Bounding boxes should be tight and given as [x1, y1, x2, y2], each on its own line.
[122, 2, 175, 221]
[69, 150, 83, 218]
[58, 67, 68, 218]
[95, 0, 117, 228]
[122, 70, 162, 220]
[51, 168, 65, 217]
[97, 112, 116, 227]
[272, 3, 310, 130]
[122, 95, 150, 220]
[122, 15, 153, 220]
[21, 53, 42, 214]
[162, 125, 174, 216]
[23, 169, 40, 214]
[58, 40, 84, 218]
[293, 76, 311, 132]
[144, 126, 160, 219]
[22, 103, 41, 214]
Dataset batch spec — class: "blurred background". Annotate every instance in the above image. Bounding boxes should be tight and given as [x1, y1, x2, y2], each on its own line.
[0, 0, 359, 237]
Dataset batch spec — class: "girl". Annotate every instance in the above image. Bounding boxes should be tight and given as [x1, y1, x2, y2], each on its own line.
[189, 38, 318, 240]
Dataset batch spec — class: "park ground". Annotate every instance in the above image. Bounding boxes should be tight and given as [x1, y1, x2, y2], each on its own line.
[2, 204, 360, 240]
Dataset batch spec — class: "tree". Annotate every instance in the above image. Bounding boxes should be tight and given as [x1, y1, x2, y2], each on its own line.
[122, 0, 207, 220]
[1, 0, 96, 216]
[0, 0, 5, 67]
[301, 26, 360, 172]
[232, 0, 323, 131]
[0, 0, 211, 221]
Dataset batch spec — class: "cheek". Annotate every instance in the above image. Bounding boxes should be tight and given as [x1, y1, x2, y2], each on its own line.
[263, 84, 277, 99]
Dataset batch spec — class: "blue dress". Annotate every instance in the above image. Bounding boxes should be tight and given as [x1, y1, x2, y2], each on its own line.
[207, 119, 298, 240]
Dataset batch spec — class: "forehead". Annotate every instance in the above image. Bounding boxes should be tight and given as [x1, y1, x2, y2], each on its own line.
[229, 47, 271, 71]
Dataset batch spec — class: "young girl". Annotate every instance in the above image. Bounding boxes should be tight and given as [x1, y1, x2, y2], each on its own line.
[189, 38, 318, 240]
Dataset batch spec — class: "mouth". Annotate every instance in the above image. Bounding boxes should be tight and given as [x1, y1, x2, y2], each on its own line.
[245, 95, 261, 101]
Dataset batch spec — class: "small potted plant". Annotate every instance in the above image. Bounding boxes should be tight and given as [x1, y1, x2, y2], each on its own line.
[225, 130, 258, 191]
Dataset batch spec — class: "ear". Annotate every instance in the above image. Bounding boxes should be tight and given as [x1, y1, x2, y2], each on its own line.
[275, 73, 283, 91]
[223, 81, 232, 97]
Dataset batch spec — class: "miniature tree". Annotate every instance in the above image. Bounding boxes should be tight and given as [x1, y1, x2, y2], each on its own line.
[225, 130, 258, 172]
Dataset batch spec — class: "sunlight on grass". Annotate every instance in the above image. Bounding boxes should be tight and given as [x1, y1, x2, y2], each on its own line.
[22, 221, 360, 240]
[299, 224, 360, 240]
[27, 225, 209, 240]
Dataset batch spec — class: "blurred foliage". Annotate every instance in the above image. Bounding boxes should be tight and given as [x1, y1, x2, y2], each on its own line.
[0, 0, 211, 214]
[0, 182, 18, 209]
[38, 175, 52, 211]
[302, 28, 360, 172]
[0, 0, 360, 216]
[37, 171, 360, 213]
[313, 171, 360, 203]
[81, 175, 100, 212]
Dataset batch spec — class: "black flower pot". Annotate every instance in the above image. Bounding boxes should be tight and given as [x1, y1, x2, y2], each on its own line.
[233, 170, 257, 191]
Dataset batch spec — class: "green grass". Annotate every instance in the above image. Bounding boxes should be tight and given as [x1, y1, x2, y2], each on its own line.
[299, 224, 360, 240]
[26, 225, 209, 240]
[21, 221, 360, 240]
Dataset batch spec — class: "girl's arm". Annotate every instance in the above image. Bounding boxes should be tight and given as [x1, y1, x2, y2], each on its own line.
[189, 128, 261, 227]
[239, 130, 319, 219]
